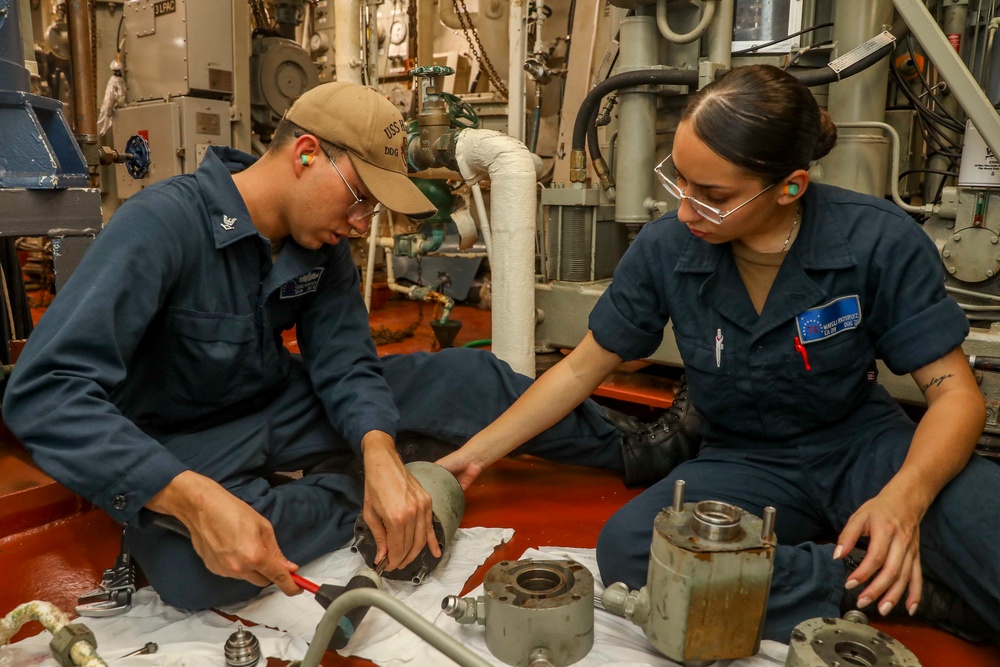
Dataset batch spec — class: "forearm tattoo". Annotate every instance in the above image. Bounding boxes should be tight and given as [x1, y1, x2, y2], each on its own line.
[920, 374, 954, 393]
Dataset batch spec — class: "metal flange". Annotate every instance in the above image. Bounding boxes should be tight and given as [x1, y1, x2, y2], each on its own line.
[482, 560, 594, 667]
[786, 617, 922, 666]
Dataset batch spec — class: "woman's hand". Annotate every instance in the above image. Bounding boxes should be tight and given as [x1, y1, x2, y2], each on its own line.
[836, 346, 984, 618]
[835, 486, 924, 617]
[436, 449, 486, 491]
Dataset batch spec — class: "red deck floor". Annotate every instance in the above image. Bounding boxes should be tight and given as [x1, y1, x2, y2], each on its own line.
[1, 297, 998, 665]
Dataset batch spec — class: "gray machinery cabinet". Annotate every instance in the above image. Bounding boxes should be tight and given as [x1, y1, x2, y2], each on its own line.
[123, 0, 234, 103]
[112, 97, 231, 199]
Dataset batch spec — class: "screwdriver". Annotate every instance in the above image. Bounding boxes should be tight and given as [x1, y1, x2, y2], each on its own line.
[290, 565, 382, 650]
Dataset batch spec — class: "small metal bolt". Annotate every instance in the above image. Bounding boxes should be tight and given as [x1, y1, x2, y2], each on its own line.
[954, 233, 962, 241]
[992, 236, 999, 244]
[843, 609, 869, 625]
[949, 266, 957, 274]
[672, 480, 686, 513]
[988, 270, 996, 278]
[943, 250, 951, 258]
[791, 628, 807, 642]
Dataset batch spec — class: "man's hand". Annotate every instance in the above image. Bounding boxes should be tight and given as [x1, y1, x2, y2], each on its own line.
[835, 485, 924, 617]
[361, 431, 440, 571]
[147, 470, 300, 596]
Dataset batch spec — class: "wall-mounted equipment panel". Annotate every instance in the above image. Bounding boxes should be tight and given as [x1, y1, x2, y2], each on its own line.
[113, 96, 230, 198]
[124, 0, 234, 102]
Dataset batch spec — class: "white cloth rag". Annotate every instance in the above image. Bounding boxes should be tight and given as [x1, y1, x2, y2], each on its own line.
[2, 526, 513, 667]
[1, 588, 307, 667]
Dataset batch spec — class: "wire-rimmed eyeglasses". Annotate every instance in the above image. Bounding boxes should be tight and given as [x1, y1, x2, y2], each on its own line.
[654, 154, 774, 225]
[321, 148, 381, 236]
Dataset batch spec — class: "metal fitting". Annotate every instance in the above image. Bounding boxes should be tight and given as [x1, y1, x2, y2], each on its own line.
[569, 150, 587, 183]
[48, 623, 97, 667]
[441, 595, 486, 625]
[786, 617, 920, 666]
[224, 625, 260, 667]
[591, 158, 615, 193]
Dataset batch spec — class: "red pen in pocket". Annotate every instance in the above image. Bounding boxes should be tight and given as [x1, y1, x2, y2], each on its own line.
[794, 336, 811, 371]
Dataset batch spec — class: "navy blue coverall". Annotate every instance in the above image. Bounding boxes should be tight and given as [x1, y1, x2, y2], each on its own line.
[592, 183, 1000, 642]
[2, 146, 623, 610]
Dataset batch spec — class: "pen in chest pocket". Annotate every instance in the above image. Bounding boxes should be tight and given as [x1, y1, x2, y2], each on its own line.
[715, 328, 724, 368]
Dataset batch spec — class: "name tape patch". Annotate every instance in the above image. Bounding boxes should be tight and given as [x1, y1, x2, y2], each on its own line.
[796, 295, 862, 344]
[280, 268, 324, 299]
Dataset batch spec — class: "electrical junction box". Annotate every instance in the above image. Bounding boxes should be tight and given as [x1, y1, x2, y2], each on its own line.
[124, 0, 234, 103]
[958, 120, 1000, 188]
[113, 97, 231, 199]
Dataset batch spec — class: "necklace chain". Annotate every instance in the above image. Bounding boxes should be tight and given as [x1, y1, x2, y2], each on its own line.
[781, 206, 801, 253]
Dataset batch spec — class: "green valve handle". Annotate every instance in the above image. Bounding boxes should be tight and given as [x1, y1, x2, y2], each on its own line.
[409, 65, 455, 77]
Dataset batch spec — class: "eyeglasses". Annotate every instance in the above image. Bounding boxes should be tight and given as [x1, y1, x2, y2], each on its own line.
[322, 149, 381, 235]
[654, 154, 774, 225]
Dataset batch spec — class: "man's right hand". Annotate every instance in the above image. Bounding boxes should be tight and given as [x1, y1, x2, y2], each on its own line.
[147, 470, 300, 596]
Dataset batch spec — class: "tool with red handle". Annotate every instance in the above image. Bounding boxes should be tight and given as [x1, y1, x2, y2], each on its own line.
[291, 567, 382, 650]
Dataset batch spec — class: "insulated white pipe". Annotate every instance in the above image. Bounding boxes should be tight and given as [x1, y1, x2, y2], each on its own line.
[456, 130, 538, 377]
[439, 0, 468, 30]
[363, 210, 383, 312]
[335, 0, 363, 84]
[508, 0, 527, 140]
[470, 183, 493, 259]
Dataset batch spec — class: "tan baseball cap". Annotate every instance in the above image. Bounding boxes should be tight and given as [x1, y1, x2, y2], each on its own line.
[284, 82, 436, 218]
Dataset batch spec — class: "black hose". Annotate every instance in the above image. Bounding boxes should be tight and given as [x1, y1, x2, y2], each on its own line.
[793, 14, 911, 87]
[571, 69, 697, 152]
[572, 16, 911, 177]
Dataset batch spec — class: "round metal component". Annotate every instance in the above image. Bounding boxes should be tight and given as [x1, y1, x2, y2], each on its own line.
[353, 461, 465, 584]
[692, 500, 744, 542]
[308, 32, 329, 57]
[45, 21, 71, 61]
[785, 617, 921, 666]
[390, 20, 407, 45]
[250, 35, 319, 133]
[124, 135, 151, 179]
[941, 226, 1000, 283]
[482, 560, 594, 667]
[224, 625, 260, 667]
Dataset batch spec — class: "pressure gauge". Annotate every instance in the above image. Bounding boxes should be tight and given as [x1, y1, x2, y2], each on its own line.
[309, 32, 329, 57]
[389, 20, 407, 45]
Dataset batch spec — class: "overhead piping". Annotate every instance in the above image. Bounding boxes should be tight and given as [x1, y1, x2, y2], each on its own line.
[656, 0, 717, 44]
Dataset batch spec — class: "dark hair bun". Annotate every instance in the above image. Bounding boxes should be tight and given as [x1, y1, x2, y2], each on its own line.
[813, 108, 838, 162]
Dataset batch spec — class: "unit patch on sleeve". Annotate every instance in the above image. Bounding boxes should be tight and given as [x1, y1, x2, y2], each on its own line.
[280, 268, 324, 299]
[795, 295, 862, 344]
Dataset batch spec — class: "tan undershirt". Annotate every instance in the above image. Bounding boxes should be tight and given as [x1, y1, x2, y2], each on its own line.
[270, 238, 285, 264]
[731, 240, 787, 315]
